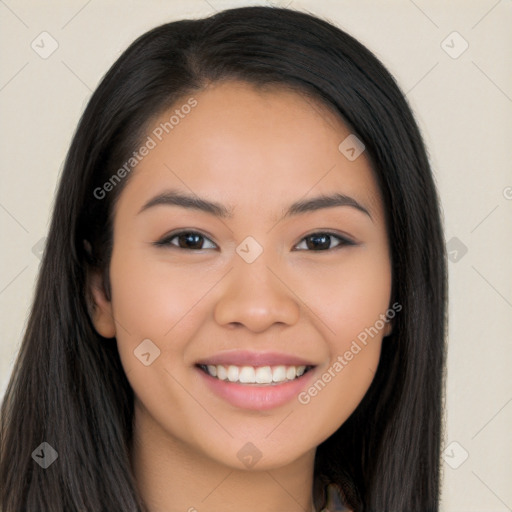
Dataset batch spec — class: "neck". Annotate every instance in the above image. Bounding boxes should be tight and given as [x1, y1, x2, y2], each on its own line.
[130, 400, 317, 512]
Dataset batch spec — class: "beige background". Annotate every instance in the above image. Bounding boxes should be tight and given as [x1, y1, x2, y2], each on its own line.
[1, 0, 511, 510]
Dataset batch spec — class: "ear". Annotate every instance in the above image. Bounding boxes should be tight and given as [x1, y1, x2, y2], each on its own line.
[87, 267, 116, 339]
[383, 318, 393, 338]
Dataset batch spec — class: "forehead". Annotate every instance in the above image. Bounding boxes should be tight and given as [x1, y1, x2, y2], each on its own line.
[115, 80, 384, 224]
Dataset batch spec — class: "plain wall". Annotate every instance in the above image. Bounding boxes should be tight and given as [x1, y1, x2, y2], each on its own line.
[1, 1, 511, 510]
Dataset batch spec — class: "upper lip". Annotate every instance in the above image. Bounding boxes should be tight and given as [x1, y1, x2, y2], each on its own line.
[195, 350, 317, 367]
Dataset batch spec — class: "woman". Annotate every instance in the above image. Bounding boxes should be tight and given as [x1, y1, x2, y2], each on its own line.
[0, 5, 447, 511]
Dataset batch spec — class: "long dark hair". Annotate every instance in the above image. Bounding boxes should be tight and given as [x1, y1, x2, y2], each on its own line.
[0, 6, 447, 511]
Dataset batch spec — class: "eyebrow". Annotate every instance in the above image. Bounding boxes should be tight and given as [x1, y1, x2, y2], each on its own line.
[138, 189, 372, 221]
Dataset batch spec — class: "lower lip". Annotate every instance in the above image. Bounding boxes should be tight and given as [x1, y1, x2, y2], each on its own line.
[196, 366, 316, 410]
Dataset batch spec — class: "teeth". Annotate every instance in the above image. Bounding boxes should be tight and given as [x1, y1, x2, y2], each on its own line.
[202, 364, 309, 384]
[255, 366, 273, 384]
[272, 365, 287, 382]
[286, 366, 297, 380]
[239, 366, 256, 383]
[216, 365, 227, 380]
[227, 365, 239, 382]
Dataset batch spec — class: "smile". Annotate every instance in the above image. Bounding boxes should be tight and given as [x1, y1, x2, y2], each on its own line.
[197, 363, 314, 385]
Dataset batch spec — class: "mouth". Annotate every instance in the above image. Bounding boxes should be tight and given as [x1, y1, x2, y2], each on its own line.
[196, 363, 315, 386]
[193, 350, 319, 410]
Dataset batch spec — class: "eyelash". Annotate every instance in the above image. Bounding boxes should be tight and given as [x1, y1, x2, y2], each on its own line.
[154, 230, 356, 252]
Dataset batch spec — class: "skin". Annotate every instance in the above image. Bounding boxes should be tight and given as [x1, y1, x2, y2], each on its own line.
[89, 80, 392, 512]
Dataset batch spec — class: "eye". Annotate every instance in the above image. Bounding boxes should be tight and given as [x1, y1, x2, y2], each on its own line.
[294, 232, 355, 251]
[154, 231, 217, 250]
[154, 230, 355, 252]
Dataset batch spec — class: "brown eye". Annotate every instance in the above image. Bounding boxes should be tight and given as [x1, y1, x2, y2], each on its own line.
[155, 231, 217, 250]
[294, 232, 354, 251]
[155, 230, 355, 252]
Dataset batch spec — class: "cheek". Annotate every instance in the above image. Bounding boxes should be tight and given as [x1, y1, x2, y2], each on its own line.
[293, 343, 381, 451]
[289, 249, 391, 438]
[107, 244, 221, 374]
[300, 246, 392, 343]
[110, 224, 222, 323]
[107, 247, 219, 437]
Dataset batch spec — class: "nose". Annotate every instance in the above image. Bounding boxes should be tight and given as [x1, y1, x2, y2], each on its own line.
[213, 252, 301, 333]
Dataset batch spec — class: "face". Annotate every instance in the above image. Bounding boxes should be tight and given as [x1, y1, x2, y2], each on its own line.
[90, 80, 392, 471]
